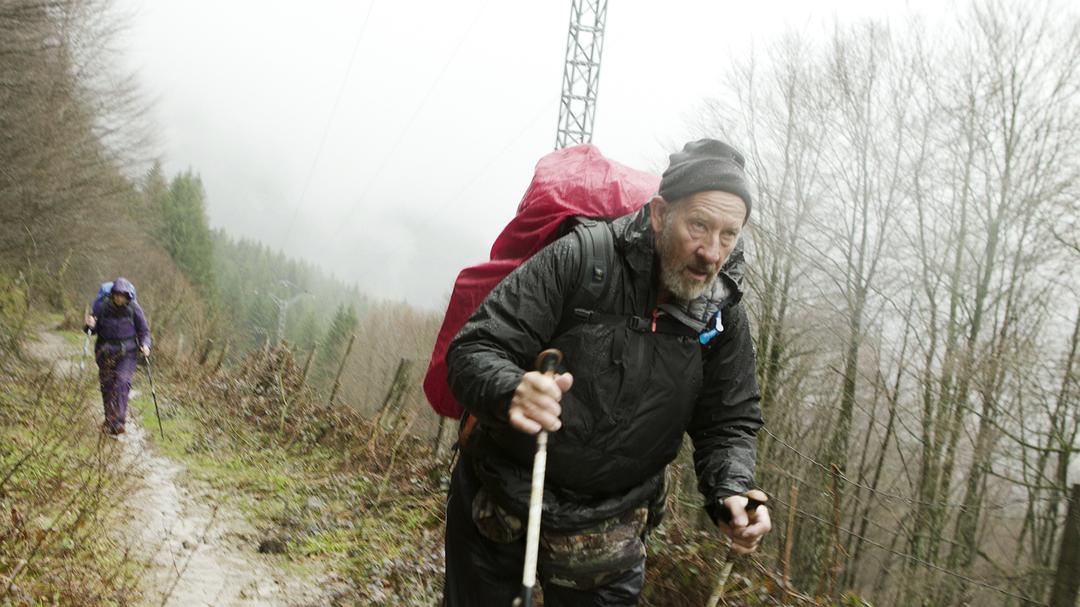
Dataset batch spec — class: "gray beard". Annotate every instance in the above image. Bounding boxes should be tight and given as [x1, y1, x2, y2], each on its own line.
[659, 263, 716, 301]
[657, 223, 718, 301]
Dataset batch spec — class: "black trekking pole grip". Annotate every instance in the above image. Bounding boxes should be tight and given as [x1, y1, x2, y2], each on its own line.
[716, 488, 769, 525]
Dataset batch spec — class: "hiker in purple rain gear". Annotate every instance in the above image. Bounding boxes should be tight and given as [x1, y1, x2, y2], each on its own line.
[84, 277, 151, 435]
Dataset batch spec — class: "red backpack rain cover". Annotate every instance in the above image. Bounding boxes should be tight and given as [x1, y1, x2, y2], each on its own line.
[423, 144, 661, 418]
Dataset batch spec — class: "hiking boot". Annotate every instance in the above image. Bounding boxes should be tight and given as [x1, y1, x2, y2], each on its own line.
[114, 425, 126, 435]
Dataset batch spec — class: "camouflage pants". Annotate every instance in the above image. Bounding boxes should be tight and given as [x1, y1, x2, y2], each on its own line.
[442, 457, 647, 607]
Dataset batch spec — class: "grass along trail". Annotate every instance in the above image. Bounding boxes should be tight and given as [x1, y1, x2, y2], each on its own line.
[27, 324, 333, 606]
[22, 322, 818, 606]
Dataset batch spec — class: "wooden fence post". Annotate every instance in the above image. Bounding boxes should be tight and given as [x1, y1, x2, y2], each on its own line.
[300, 344, 317, 386]
[277, 373, 290, 435]
[327, 334, 356, 407]
[1049, 484, 1080, 607]
[211, 340, 229, 374]
[366, 358, 414, 453]
[434, 414, 453, 460]
[781, 483, 799, 605]
[817, 463, 845, 598]
[372, 358, 413, 432]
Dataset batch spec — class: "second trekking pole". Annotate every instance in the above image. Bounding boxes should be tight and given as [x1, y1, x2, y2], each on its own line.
[143, 352, 165, 440]
[81, 329, 91, 372]
[706, 488, 769, 607]
[81, 306, 91, 372]
[511, 348, 563, 607]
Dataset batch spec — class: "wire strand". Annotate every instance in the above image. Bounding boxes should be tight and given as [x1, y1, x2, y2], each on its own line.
[280, 0, 378, 250]
[770, 494, 1049, 607]
[762, 426, 1010, 511]
[332, 0, 489, 237]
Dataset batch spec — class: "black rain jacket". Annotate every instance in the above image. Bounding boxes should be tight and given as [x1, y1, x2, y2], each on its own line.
[447, 204, 763, 531]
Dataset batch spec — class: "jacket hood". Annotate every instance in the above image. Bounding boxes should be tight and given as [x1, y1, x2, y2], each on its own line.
[110, 277, 136, 299]
[612, 204, 746, 332]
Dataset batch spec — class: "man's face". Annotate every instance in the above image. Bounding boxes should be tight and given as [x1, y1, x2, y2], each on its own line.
[111, 292, 130, 306]
[650, 190, 745, 301]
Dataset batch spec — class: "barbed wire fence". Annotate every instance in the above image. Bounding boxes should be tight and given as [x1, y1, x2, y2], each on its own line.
[325, 328, 1078, 607]
[751, 423, 1078, 607]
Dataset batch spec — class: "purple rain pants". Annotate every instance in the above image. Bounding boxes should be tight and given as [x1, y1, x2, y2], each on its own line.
[96, 340, 137, 432]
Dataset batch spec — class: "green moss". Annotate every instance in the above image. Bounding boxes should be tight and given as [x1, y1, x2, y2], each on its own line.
[297, 527, 355, 556]
[57, 328, 88, 349]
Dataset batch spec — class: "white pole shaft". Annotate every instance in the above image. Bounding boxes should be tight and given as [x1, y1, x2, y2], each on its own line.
[521, 429, 549, 588]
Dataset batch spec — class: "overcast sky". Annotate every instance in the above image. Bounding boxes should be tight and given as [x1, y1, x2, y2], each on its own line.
[116, 0, 950, 308]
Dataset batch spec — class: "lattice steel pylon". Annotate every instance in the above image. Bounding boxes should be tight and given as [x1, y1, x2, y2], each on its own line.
[555, 0, 608, 149]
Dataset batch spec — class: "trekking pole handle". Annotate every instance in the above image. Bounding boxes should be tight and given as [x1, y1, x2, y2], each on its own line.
[717, 488, 769, 525]
[534, 348, 563, 377]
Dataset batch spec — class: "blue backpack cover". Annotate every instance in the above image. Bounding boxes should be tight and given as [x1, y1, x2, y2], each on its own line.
[95, 281, 136, 305]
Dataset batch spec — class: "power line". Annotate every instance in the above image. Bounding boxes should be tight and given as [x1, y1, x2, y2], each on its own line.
[280, 0, 378, 251]
[429, 92, 561, 221]
[332, 0, 489, 238]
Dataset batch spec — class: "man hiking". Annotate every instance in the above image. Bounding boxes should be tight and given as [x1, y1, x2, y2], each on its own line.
[442, 139, 771, 606]
[84, 277, 151, 436]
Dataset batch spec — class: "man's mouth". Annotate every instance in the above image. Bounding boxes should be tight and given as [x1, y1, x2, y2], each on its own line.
[685, 267, 714, 282]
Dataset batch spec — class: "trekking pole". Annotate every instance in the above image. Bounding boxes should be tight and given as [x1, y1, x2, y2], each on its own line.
[143, 352, 165, 440]
[706, 489, 769, 607]
[511, 348, 563, 607]
[81, 306, 91, 372]
[81, 329, 90, 372]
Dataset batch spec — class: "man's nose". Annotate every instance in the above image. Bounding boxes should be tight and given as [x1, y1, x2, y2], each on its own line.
[697, 235, 723, 265]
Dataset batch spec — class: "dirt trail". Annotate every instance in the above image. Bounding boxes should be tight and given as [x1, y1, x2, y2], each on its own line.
[28, 328, 332, 606]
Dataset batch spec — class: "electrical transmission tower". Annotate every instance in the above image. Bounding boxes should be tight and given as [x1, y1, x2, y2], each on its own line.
[555, 0, 608, 149]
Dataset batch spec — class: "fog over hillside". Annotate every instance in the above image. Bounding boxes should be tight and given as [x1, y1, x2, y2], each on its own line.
[117, 0, 949, 305]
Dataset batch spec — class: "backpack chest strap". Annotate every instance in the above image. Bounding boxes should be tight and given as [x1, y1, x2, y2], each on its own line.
[573, 308, 699, 338]
[573, 308, 651, 332]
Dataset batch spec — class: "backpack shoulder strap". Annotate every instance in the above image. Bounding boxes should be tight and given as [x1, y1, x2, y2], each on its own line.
[568, 218, 701, 342]
[104, 299, 137, 325]
[569, 217, 615, 311]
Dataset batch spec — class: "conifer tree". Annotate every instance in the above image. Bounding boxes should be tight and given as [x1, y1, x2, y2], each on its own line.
[159, 170, 215, 289]
[290, 308, 322, 353]
[131, 161, 169, 233]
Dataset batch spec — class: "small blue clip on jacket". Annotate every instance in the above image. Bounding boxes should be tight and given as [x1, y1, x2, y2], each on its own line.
[699, 310, 724, 346]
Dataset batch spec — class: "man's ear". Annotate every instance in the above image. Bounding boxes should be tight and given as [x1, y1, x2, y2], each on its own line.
[648, 195, 667, 234]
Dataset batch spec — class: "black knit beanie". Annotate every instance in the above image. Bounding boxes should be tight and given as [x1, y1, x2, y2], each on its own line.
[658, 139, 752, 222]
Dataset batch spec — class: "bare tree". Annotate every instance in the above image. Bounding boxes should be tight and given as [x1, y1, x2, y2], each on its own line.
[688, 2, 1080, 605]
